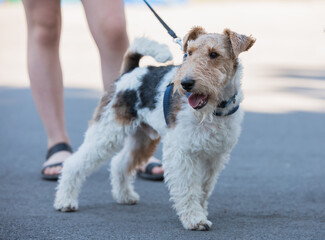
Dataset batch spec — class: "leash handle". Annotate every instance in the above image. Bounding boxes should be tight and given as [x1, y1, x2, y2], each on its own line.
[143, 0, 183, 49]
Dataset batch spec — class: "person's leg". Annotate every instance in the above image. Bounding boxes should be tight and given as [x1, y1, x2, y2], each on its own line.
[82, 0, 129, 91]
[23, 0, 71, 176]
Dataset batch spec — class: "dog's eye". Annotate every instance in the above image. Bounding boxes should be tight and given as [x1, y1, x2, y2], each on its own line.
[188, 51, 192, 56]
[209, 52, 219, 59]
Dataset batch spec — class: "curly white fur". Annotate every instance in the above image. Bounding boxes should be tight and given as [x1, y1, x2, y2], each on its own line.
[129, 37, 173, 63]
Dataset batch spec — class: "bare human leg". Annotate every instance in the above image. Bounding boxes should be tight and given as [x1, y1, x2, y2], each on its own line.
[82, 0, 129, 91]
[23, 0, 71, 177]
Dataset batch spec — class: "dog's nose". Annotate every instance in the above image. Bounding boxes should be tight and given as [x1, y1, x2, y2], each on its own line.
[181, 78, 195, 91]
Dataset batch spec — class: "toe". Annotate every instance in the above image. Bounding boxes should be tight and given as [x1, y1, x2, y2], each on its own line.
[44, 165, 61, 175]
[51, 166, 62, 175]
[151, 166, 164, 175]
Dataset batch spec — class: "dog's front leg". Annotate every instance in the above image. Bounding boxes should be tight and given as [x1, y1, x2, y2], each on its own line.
[200, 154, 229, 216]
[54, 120, 129, 212]
[163, 145, 212, 230]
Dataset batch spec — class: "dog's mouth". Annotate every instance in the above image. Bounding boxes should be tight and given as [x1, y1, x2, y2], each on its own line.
[188, 93, 209, 110]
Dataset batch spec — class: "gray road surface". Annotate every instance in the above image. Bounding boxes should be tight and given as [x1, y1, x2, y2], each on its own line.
[0, 87, 324, 240]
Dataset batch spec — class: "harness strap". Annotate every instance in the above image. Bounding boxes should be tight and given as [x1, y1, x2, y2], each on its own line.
[214, 92, 240, 116]
[163, 83, 174, 126]
[217, 93, 237, 108]
[214, 105, 240, 116]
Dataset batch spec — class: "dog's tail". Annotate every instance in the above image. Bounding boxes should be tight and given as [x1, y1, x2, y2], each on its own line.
[120, 37, 173, 74]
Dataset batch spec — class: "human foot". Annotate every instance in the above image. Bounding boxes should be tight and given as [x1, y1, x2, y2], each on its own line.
[137, 156, 164, 181]
[42, 143, 73, 181]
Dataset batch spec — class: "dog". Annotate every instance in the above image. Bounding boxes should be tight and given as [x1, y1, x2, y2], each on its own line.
[54, 26, 255, 231]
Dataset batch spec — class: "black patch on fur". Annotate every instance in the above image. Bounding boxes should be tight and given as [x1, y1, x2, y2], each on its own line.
[115, 54, 143, 83]
[115, 89, 138, 119]
[138, 65, 174, 110]
[124, 53, 143, 74]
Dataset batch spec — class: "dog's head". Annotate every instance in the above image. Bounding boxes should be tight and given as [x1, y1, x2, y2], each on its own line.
[173, 27, 255, 112]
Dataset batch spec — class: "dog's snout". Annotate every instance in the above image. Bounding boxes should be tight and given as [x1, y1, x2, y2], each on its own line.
[181, 78, 195, 91]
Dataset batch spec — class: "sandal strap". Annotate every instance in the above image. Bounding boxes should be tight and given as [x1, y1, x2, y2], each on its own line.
[145, 162, 162, 174]
[46, 142, 73, 160]
[41, 162, 63, 173]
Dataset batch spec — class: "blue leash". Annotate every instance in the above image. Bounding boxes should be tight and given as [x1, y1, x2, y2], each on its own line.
[143, 0, 183, 49]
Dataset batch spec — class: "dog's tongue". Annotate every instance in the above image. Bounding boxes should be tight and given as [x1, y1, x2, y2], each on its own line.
[188, 94, 207, 109]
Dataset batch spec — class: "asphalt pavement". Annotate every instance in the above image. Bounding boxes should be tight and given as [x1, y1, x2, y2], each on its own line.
[1, 0, 325, 239]
[0, 87, 324, 240]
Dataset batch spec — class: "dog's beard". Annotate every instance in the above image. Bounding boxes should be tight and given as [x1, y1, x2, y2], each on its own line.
[191, 103, 215, 124]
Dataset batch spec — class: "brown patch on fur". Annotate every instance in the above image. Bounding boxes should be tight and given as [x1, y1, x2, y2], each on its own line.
[90, 90, 114, 125]
[183, 26, 207, 53]
[112, 90, 138, 125]
[127, 123, 161, 173]
[113, 106, 132, 125]
[224, 29, 256, 59]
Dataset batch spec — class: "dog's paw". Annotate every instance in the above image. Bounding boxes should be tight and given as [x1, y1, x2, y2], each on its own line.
[54, 196, 78, 212]
[189, 220, 212, 231]
[181, 215, 212, 231]
[57, 205, 78, 212]
[113, 190, 139, 205]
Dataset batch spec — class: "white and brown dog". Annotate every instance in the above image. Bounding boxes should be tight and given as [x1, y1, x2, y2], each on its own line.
[54, 27, 255, 231]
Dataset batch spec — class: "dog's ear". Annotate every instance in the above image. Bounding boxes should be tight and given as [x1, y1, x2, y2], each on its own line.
[224, 29, 256, 59]
[183, 26, 207, 53]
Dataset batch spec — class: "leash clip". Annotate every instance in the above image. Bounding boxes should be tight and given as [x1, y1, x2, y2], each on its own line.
[173, 37, 183, 50]
[233, 95, 236, 104]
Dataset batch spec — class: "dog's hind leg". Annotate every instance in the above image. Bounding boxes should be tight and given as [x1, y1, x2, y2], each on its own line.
[110, 123, 160, 205]
[54, 116, 132, 212]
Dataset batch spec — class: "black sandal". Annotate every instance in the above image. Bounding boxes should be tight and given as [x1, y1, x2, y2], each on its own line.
[137, 162, 164, 181]
[41, 142, 73, 181]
